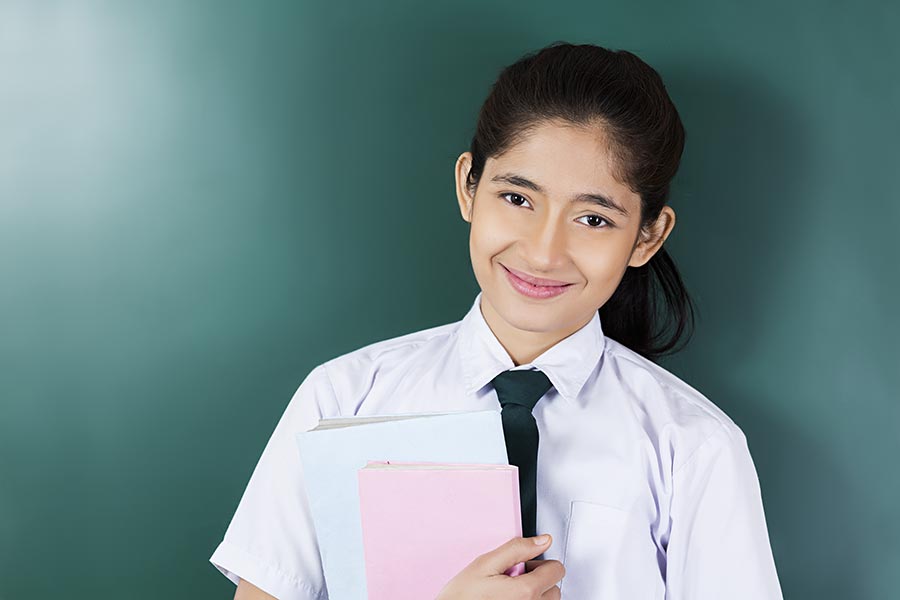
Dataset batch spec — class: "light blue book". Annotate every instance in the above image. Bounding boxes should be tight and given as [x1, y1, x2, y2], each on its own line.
[295, 409, 509, 600]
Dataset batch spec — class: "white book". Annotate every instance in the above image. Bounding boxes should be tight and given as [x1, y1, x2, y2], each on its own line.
[295, 409, 509, 600]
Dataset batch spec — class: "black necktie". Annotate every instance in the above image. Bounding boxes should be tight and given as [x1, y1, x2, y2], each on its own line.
[490, 368, 554, 540]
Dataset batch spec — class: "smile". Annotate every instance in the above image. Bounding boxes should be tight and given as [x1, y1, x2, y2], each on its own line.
[501, 265, 574, 299]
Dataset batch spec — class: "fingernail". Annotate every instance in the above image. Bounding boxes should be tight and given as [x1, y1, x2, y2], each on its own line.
[534, 534, 549, 545]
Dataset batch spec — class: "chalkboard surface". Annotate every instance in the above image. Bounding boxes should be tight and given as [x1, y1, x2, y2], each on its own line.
[1, 2, 897, 599]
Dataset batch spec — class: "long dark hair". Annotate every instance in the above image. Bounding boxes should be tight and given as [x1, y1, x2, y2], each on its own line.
[464, 41, 696, 362]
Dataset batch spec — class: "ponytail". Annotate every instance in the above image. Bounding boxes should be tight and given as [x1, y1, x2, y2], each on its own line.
[599, 247, 697, 362]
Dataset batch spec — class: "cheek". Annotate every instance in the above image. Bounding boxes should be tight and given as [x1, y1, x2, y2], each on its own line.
[470, 209, 512, 255]
[575, 241, 632, 282]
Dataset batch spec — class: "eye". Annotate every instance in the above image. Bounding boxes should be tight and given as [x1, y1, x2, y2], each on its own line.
[500, 192, 531, 208]
[577, 214, 612, 229]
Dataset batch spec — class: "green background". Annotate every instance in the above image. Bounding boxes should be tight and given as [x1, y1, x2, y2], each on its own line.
[1, 1, 897, 598]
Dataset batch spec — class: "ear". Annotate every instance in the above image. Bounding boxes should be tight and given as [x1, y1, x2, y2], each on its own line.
[627, 205, 676, 268]
[454, 152, 475, 223]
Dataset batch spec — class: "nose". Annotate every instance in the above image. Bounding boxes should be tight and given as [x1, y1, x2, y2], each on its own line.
[522, 213, 569, 272]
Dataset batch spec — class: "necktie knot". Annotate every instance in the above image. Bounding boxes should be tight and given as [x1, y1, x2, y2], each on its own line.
[490, 369, 553, 412]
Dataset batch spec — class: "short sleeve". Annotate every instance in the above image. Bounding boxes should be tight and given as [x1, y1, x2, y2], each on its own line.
[664, 425, 784, 600]
[209, 363, 338, 600]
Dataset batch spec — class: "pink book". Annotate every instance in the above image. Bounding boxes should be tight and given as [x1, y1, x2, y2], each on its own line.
[357, 460, 527, 599]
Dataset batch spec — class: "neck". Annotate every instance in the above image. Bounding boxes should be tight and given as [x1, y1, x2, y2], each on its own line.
[479, 295, 589, 366]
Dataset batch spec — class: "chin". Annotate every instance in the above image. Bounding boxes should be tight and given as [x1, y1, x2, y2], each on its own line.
[489, 290, 561, 329]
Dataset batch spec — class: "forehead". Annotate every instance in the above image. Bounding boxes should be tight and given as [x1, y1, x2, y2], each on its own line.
[485, 120, 633, 201]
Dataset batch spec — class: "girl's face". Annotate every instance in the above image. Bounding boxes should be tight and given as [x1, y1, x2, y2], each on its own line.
[454, 120, 675, 364]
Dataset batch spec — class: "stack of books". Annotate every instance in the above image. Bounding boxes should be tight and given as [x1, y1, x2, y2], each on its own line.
[294, 409, 525, 600]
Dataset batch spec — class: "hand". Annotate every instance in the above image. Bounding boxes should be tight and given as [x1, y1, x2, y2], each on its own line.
[435, 534, 565, 599]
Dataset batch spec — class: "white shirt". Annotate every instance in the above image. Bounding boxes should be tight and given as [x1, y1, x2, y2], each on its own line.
[210, 291, 784, 599]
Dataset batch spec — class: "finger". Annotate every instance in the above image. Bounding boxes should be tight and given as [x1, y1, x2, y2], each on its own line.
[525, 559, 547, 572]
[521, 558, 566, 591]
[476, 535, 552, 575]
[540, 584, 562, 599]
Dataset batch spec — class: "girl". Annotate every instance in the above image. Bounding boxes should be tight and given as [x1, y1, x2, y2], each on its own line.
[211, 42, 784, 599]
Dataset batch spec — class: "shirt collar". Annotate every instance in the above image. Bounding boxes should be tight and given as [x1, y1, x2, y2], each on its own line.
[457, 291, 606, 405]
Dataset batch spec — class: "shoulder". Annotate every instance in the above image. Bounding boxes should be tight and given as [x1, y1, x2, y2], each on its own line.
[601, 336, 747, 471]
[311, 318, 460, 409]
[321, 319, 459, 373]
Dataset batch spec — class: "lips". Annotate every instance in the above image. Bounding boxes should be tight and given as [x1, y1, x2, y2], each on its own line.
[502, 265, 572, 287]
[502, 264, 573, 299]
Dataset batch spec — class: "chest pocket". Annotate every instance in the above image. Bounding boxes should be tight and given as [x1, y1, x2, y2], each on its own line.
[559, 500, 665, 599]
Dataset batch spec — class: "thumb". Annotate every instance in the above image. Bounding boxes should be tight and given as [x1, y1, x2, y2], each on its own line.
[478, 535, 552, 575]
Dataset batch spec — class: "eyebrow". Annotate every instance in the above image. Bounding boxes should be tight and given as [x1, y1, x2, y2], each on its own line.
[489, 172, 630, 217]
